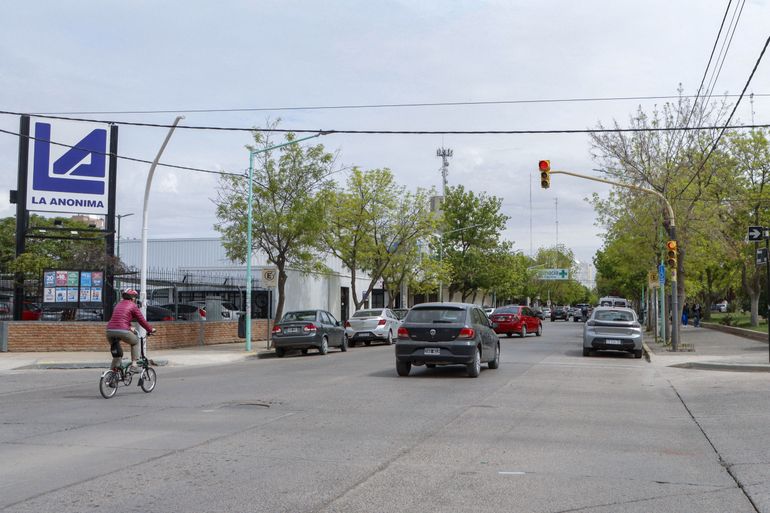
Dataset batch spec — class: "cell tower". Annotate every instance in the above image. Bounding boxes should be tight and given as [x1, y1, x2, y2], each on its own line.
[436, 147, 453, 196]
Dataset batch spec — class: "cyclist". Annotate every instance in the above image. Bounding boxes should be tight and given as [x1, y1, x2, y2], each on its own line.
[106, 289, 155, 372]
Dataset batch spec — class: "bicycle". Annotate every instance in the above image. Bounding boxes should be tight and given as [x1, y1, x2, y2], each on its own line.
[99, 331, 157, 399]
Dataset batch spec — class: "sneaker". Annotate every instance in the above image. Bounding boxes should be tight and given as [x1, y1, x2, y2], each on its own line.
[128, 363, 141, 373]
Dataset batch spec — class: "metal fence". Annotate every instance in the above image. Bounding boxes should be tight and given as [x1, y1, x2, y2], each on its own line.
[0, 268, 272, 321]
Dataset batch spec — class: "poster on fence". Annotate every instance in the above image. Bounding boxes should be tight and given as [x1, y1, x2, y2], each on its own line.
[41, 269, 104, 309]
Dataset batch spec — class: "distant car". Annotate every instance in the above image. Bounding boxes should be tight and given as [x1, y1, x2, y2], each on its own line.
[541, 307, 551, 318]
[490, 305, 542, 337]
[550, 306, 568, 321]
[22, 302, 42, 321]
[572, 303, 592, 322]
[146, 305, 175, 322]
[221, 302, 242, 320]
[583, 307, 643, 358]
[271, 309, 346, 357]
[395, 302, 500, 378]
[161, 303, 206, 321]
[0, 301, 10, 318]
[345, 308, 401, 346]
[533, 307, 545, 320]
[75, 309, 102, 321]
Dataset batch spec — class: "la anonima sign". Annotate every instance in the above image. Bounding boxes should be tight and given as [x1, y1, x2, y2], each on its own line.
[25, 117, 112, 215]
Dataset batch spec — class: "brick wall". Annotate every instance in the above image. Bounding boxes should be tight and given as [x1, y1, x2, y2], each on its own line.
[2, 319, 273, 352]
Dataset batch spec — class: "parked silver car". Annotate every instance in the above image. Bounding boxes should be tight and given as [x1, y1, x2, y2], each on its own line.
[583, 307, 643, 358]
[345, 308, 401, 347]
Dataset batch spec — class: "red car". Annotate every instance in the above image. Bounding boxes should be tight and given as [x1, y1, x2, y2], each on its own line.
[490, 305, 542, 338]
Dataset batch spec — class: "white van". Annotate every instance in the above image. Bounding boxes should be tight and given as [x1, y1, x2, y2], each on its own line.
[599, 296, 629, 308]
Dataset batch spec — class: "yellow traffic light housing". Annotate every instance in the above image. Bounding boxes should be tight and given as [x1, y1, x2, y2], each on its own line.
[539, 160, 551, 189]
[666, 240, 678, 268]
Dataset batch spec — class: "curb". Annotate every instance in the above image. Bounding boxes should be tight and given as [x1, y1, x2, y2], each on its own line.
[668, 361, 770, 373]
[20, 359, 169, 370]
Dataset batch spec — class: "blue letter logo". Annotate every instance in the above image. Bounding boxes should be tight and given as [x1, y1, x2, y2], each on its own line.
[32, 122, 107, 195]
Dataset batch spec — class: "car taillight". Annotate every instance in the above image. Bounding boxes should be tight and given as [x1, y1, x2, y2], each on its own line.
[344, 321, 351, 328]
[303, 323, 317, 332]
[272, 325, 282, 334]
[458, 327, 475, 339]
[377, 319, 386, 326]
[199, 308, 206, 319]
[398, 327, 409, 338]
[163, 315, 173, 321]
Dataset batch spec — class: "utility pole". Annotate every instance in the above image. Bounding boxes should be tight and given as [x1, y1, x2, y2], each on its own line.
[555, 198, 559, 247]
[436, 147, 453, 197]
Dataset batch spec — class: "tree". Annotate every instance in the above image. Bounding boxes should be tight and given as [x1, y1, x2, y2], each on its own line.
[214, 127, 336, 322]
[440, 185, 509, 301]
[590, 92, 730, 310]
[322, 168, 435, 310]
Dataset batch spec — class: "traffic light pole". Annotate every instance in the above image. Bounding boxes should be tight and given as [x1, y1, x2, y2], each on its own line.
[549, 169, 680, 351]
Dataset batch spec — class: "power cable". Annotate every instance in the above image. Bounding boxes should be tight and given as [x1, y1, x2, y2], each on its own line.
[25, 93, 770, 116]
[0, 109, 768, 135]
[0, 127, 245, 177]
[702, 0, 746, 107]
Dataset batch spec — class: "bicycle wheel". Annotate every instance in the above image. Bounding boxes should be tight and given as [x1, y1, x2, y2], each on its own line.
[140, 367, 157, 393]
[99, 370, 118, 399]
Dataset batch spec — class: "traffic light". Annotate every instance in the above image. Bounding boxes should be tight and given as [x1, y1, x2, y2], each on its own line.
[666, 240, 678, 268]
[539, 160, 551, 189]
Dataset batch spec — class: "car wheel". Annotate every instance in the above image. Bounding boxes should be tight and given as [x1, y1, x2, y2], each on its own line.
[318, 337, 328, 355]
[582, 348, 591, 357]
[506, 332, 512, 338]
[340, 336, 348, 352]
[301, 349, 308, 355]
[634, 349, 643, 359]
[396, 360, 411, 376]
[275, 348, 285, 358]
[520, 325, 527, 338]
[349, 338, 356, 348]
[364, 341, 371, 346]
[386, 330, 393, 345]
[467, 347, 481, 377]
[536, 323, 542, 337]
[488, 343, 500, 369]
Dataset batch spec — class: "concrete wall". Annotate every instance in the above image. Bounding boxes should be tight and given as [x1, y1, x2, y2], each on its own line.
[1, 319, 272, 352]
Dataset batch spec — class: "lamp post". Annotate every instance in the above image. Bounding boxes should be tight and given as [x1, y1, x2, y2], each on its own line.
[244, 132, 327, 351]
[115, 212, 134, 259]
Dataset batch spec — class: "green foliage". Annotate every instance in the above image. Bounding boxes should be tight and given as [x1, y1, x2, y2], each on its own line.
[214, 124, 336, 320]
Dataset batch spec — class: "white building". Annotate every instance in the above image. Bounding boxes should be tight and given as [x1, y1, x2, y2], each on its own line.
[118, 237, 393, 321]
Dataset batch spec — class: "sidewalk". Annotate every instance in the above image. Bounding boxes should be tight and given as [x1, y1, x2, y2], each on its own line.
[644, 323, 770, 372]
[0, 341, 276, 371]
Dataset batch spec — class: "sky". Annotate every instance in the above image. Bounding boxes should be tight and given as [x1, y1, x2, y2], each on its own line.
[1, 0, 768, 267]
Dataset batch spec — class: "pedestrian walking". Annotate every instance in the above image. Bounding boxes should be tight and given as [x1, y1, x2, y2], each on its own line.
[693, 303, 702, 327]
[682, 302, 690, 326]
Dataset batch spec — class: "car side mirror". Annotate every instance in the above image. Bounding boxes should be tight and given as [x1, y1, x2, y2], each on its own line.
[336, 320, 341, 326]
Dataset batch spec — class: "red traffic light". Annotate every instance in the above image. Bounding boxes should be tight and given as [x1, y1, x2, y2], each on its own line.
[538, 160, 550, 172]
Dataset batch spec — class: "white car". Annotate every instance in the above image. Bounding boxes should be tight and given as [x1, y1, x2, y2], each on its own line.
[345, 308, 401, 346]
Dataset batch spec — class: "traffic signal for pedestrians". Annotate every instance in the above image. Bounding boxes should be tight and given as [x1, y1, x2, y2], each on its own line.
[666, 240, 678, 268]
[539, 160, 551, 189]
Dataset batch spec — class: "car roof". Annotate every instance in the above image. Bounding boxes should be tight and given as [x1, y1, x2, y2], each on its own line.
[411, 302, 476, 309]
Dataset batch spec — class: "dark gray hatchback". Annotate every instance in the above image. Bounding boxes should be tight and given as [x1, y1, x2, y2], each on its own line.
[394, 302, 500, 378]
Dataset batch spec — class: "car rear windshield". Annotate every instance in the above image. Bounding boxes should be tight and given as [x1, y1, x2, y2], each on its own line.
[353, 309, 381, 318]
[406, 307, 466, 323]
[493, 306, 519, 314]
[222, 302, 238, 310]
[595, 310, 634, 322]
[282, 311, 317, 322]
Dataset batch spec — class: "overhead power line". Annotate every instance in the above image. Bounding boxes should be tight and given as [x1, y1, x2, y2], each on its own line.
[0, 127, 245, 177]
[23, 93, 770, 116]
[0, 109, 768, 135]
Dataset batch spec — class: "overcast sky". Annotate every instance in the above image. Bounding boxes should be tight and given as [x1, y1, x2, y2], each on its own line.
[1, 0, 768, 265]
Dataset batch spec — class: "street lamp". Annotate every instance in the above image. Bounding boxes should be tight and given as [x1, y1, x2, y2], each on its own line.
[115, 212, 134, 259]
[244, 132, 328, 351]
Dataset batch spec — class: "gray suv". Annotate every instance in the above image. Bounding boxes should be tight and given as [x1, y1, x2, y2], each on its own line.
[395, 303, 500, 378]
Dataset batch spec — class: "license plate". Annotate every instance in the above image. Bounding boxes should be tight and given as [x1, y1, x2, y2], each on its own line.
[605, 339, 621, 345]
[424, 348, 441, 355]
[286, 327, 300, 334]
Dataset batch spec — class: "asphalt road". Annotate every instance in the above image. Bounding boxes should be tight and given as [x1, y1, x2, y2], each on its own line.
[1, 320, 767, 512]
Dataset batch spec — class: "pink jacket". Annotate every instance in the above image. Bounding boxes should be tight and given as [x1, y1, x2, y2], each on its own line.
[107, 299, 153, 332]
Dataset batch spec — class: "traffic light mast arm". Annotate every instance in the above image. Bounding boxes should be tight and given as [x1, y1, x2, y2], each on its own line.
[550, 170, 675, 228]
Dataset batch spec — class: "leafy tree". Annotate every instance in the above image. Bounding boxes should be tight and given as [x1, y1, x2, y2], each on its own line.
[590, 92, 730, 310]
[322, 168, 435, 310]
[440, 185, 509, 301]
[214, 126, 336, 322]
